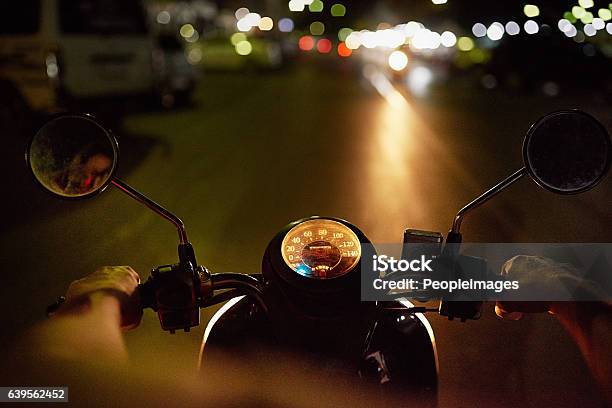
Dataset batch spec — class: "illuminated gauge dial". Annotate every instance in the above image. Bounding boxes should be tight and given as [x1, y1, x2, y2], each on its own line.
[281, 219, 361, 279]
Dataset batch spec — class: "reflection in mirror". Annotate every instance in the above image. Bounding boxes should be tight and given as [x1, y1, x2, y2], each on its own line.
[28, 115, 118, 198]
[524, 110, 611, 194]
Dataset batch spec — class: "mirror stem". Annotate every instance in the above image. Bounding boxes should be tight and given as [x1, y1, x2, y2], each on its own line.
[451, 167, 526, 234]
[111, 179, 188, 244]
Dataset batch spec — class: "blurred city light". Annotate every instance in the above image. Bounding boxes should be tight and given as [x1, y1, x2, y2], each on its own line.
[299, 35, 315, 51]
[235, 7, 249, 20]
[337, 42, 352, 57]
[565, 25, 578, 37]
[584, 23, 596, 36]
[235, 40, 253, 55]
[156, 11, 171, 24]
[338, 28, 353, 41]
[440, 31, 457, 47]
[581, 12, 594, 24]
[187, 48, 202, 64]
[310, 21, 325, 35]
[180, 24, 195, 38]
[309, 0, 324, 12]
[486, 22, 504, 41]
[345, 32, 361, 49]
[524, 20, 539, 34]
[472, 23, 487, 37]
[404, 21, 422, 37]
[572, 6, 586, 19]
[412, 29, 441, 49]
[599, 8, 612, 20]
[505, 21, 520, 35]
[258, 17, 273, 31]
[593, 18, 605, 30]
[558, 18, 571, 32]
[317, 38, 332, 53]
[432, 0, 448, 4]
[330, 4, 346, 17]
[578, 0, 594, 8]
[230, 32, 247, 45]
[523, 5, 540, 18]
[289, 0, 305, 12]
[457, 36, 474, 51]
[407, 66, 433, 97]
[237, 18, 251, 31]
[45, 54, 58, 78]
[388, 50, 408, 71]
[278, 18, 294, 32]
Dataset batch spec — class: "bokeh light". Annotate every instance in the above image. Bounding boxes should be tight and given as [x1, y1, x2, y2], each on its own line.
[310, 21, 325, 35]
[180, 24, 195, 38]
[598, 8, 612, 21]
[317, 38, 332, 53]
[584, 23, 596, 36]
[338, 27, 353, 41]
[337, 42, 352, 57]
[388, 50, 408, 71]
[523, 5, 540, 18]
[235, 7, 249, 20]
[505, 21, 520, 35]
[593, 18, 605, 30]
[187, 48, 202, 64]
[572, 6, 586, 19]
[258, 17, 273, 31]
[299, 35, 315, 51]
[230, 32, 247, 45]
[330, 3, 346, 17]
[345, 32, 361, 49]
[278, 18, 294, 32]
[156, 11, 171, 25]
[288, 0, 305, 12]
[309, 0, 324, 12]
[472, 23, 487, 37]
[440, 31, 457, 47]
[486, 22, 504, 41]
[235, 40, 252, 55]
[457, 36, 474, 51]
[524, 20, 539, 34]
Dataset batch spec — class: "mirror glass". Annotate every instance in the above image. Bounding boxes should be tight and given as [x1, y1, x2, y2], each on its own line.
[523, 110, 610, 194]
[27, 115, 118, 198]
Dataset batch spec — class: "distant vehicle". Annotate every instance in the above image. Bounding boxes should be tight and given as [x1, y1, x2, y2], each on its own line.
[152, 34, 199, 108]
[0, 0, 156, 118]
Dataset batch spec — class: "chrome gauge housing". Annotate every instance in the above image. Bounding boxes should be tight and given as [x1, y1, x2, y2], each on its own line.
[281, 219, 361, 280]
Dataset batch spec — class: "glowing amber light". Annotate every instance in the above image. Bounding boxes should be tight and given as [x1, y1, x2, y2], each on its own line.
[281, 219, 361, 279]
[337, 42, 352, 57]
[298, 35, 315, 51]
[317, 38, 332, 53]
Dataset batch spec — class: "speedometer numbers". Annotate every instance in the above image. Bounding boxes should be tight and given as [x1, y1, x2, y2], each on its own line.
[281, 219, 361, 279]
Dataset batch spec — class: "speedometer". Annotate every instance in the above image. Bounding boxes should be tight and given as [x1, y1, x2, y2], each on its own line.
[281, 219, 361, 279]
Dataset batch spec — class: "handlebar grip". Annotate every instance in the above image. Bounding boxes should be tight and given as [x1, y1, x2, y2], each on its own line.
[138, 279, 156, 310]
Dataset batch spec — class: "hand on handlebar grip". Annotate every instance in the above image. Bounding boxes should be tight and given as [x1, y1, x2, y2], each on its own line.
[63, 266, 143, 329]
[495, 255, 599, 320]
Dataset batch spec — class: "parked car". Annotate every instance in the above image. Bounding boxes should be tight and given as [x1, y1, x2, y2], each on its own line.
[0, 0, 156, 119]
[152, 34, 199, 108]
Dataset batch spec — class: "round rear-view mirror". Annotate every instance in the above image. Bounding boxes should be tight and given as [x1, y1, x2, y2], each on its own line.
[26, 114, 118, 199]
[523, 110, 610, 194]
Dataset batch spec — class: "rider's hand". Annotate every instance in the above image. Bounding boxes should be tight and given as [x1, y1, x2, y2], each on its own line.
[61, 266, 142, 329]
[494, 255, 595, 320]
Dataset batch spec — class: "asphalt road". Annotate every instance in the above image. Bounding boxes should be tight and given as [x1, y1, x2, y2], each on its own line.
[1, 60, 610, 407]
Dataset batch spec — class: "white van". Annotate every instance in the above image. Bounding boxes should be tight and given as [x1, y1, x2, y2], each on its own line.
[0, 0, 155, 113]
